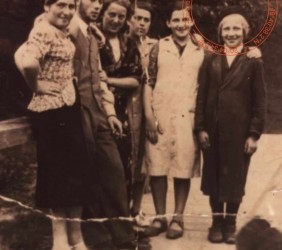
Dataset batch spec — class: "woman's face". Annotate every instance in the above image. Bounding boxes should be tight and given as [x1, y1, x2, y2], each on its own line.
[167, 10, 193, 40]
[102, 2, 127, 35]
[45, 0, 76, 30]
[221, 16, 244, 48]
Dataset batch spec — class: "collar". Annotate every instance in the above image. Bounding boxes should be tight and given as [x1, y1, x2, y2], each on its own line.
[168, 35, 200, 52]
[74, 14, 89, 37]
[224, 44, 244, 55]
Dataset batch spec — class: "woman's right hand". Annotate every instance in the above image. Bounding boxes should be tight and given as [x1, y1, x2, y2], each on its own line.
[145, 116, 163, 144]
[36, 81, 61, 96]
[199, 131, 210, 150]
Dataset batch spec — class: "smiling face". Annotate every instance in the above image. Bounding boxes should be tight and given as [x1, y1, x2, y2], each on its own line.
[221, 16, 244, 48]
[45, 0, 76, 30]
[79, 0, 103, 23]
[102, 2, 127, 36]
[166, 10, 193, 40]
[129, 7, 151, 38]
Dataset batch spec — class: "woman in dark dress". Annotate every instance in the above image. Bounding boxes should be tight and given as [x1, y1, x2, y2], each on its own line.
[98, 0, 142, 206]
[195, 8, 266, 245]
[14, 0, 90, 249]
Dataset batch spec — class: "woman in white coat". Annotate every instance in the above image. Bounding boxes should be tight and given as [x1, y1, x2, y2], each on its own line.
[143, 3, 204, 239]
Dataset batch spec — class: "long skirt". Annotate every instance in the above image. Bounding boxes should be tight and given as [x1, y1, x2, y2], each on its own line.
[30, 104, 91, 208]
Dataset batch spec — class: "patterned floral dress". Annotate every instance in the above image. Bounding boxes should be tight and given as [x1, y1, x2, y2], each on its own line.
[99, 33, 142, 188]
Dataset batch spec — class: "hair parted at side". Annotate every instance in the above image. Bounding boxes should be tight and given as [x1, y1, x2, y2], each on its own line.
[135, 0, 155, 17]
[100, 0, 133, 20]
[44, 0, 77, 6]
[166, 0, 191, 21]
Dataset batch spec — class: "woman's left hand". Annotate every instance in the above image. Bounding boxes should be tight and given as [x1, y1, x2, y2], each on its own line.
[36, 81, 61, 96]
[246, 47, 262, 59]
[244, 137, 258, 155]
[99, 70, 108, 83]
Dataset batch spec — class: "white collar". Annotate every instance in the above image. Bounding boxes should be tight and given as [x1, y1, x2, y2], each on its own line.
[224, 44, 244, 55]
[225, 44, 243, 67]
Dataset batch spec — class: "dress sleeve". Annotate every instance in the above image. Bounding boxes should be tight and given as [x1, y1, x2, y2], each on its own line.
[25, 24, 53, 61]
[147, 42, 159, 88]
[126, 39, 143, 81]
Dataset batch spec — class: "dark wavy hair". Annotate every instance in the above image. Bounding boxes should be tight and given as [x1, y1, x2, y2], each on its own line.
[134, 1, 155, 19]
[100, 0, 133, 21]
[166, 1, 190, 21]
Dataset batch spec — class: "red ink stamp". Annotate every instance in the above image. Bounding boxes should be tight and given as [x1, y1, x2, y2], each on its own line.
[182, 0, 278, 55]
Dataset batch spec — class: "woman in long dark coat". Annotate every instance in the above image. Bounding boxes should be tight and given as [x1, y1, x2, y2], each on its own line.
[195, 9, 266, 244]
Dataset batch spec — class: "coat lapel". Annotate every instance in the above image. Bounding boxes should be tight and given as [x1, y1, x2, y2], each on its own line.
[219, 50, 248, 91]
[212, 55, 223, 90]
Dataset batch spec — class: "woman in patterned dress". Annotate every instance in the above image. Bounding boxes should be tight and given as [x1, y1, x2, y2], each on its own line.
[98, 0, 143, 203]
[15, 0, 90, 249]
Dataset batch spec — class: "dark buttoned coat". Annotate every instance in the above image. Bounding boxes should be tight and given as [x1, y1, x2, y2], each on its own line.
[195, 50, 266, 202]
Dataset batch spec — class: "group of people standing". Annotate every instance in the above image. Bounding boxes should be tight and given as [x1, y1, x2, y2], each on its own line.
[14, 0, 266, 249]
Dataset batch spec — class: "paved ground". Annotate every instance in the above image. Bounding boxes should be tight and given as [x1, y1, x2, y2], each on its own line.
[141, 134, 282, 250]
[0, 134, 281, 250]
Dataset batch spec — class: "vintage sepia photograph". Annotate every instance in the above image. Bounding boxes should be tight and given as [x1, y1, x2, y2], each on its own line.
[0, 0, 282, 249]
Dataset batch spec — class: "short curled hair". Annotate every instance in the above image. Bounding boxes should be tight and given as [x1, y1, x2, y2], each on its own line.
[100, 0, 133, 21]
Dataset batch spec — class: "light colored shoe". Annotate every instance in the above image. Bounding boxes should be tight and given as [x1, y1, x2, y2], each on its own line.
[135, 210, 151, 227]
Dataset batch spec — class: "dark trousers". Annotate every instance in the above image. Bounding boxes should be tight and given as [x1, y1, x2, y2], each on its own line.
[83, 130, 134, 246]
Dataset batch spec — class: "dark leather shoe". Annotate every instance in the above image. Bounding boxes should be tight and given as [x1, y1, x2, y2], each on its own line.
[208, 224, 224, 243]
[224, 224, 236, 244]
[144, 218, 168, 237]
[134, 228, 151, 243]
[93, 241, 118, 250]
[117, 240, 152, 250]
[166, 219, 184, 239]
[116, 241, 137, 250]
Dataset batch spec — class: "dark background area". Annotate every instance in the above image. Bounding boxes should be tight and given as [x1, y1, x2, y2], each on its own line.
[0, 0, 281, 132]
